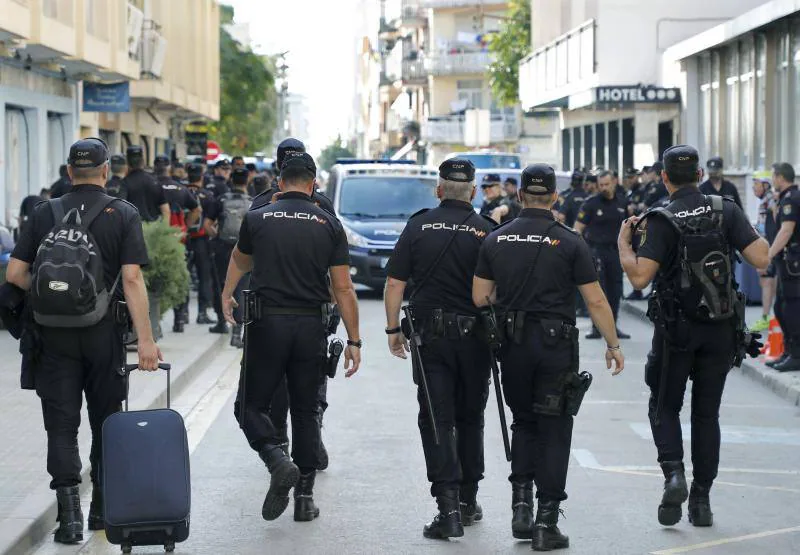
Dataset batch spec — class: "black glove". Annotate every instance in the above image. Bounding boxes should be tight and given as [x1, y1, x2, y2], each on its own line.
[744, 332, 763, 358]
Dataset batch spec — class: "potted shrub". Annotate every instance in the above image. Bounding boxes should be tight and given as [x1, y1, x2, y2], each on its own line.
[141, 220, 189, 340]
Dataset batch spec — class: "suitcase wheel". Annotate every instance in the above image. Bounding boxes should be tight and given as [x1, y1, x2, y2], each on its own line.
[122, 545, 132, 554]
[165, 541, 175, 553]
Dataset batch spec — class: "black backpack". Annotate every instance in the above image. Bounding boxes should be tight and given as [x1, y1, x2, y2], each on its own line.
[641, 195, 736, 322]
[218, 192, 251, 244]
[30, 196, 120, 327]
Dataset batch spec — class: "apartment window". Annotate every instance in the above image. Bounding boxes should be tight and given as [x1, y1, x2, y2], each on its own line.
[725, 44, 740, 168]
[755, 33, 767, 169]
[85, 0, 108, 40]
[710, 51, 721, 157]
[774, 27, 791, 163]
[739, 37, 754, 170]
[43, 0, 73, 23]
[457, 80, 484, 109]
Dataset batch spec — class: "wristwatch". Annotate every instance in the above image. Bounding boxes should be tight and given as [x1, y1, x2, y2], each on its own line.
[385, 326, 402, 335]
[347, 339, 363, 348]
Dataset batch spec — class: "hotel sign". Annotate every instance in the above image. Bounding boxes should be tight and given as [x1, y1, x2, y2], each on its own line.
[595, 86, 681, 104]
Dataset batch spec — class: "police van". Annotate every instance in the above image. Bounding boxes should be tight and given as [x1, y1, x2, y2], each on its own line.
[326, 159, 439, 290]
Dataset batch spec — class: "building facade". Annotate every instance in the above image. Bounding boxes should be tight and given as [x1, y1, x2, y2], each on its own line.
[519, 0, 766, 172]
[0, 0, 219, 230]
[664, 0, 800, 216]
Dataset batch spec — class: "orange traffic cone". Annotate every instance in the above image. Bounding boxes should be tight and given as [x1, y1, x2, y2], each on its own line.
[763, 318, 784, 362]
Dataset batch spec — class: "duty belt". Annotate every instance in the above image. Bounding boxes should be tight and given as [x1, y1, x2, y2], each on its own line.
[262, 306, 324, 316]
[410, 307, 479, 340]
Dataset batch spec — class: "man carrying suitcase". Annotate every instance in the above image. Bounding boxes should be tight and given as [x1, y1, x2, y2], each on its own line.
[5, 138, 160, 544]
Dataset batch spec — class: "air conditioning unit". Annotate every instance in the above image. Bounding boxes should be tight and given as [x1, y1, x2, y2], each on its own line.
[141, 27, 167, 77]
[127, 4, 144, 57]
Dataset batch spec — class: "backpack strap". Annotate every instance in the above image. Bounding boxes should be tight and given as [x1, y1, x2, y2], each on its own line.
[49, 198, 66, 224]
[708, 194, 724, 228]
[78, 196, 117, 230]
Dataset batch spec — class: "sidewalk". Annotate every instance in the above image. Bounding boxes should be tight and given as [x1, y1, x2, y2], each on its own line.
[0, 305, 233, 555]
[621, 297, 800, 407]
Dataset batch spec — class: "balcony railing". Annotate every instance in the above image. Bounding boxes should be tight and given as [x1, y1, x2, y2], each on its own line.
[423, 114, 519, 144]
[402, 59, 426, 82]
[421, 0, 505, 8]
[424, 51, 491, 76]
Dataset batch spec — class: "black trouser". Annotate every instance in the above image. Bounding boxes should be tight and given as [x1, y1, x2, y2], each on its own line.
[188, 236, 214, 313]
[775, 268, 800, 357]
[415, 331, 491, 499]
[268, 375, 328, 445]
[173, 243, 191, 323]
[233, 314, 327, 471]
[211, 240, 246, 323]
[590, 243, 623, 322]
[644, 321, 735, 488]
[35, 321, 126, 490]
[501, 322, 574, 502]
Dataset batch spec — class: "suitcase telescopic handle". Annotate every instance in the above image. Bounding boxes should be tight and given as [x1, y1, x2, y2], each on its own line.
[123, 363, 172, 411]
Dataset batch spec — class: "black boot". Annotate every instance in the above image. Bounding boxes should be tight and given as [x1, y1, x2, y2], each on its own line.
[459, 483, 482, 526]
[531, 500, 569, 552]
[259, 445, 300, 521]
[423, 489, 463, 540]
[658, 461, 689, 526]
[54, 486, 83, 544]
[294, 472, 320, 522]
[511, 481, 534, 539]
[87, 486, 104, 531]
[209, 321, 229, 334]
[197, 310, 216, 325]
[172, 321, 185, 333]
[230, 325, 243, 348]
[774, 355, 800, 372]
[585, 327, 601, 339]
[688, 483, 713, 527]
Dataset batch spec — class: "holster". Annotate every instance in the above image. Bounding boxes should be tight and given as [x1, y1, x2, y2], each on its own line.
[112, 300, 132, 333]
[325, 338, 344, 379]
[243, 292, 263, 323]
[325, 304, 341, 336]
[502, 310, 527, 345]
[538, 319, 593, 417]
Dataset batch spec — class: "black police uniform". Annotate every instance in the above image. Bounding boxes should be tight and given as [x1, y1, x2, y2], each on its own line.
[123, 168, 166, 222]
[206, 172, 230, 198]
[637, 177, 759, 524]
[12, 141, 148, 541]
[576, 193, 628, 329]
[106, 175, 128, 200]
[628, 182, 648, 215]
[49, 175, 72, 199]
[699, 179, 743, 209]
[387, 172, 494, 533]
[475, 169, 597, 546]
[186, 177, 216, 320]
[233, 185, 349, 518]
[773, 184, 800, 370]
[558, 187, 589, 228]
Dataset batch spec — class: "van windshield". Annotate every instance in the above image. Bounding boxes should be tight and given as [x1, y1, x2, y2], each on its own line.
[457, 154, 521, 169]
[338, 177, 438, 219]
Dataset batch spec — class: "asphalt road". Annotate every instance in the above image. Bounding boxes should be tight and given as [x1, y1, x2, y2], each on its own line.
[27, 295, 800, 555]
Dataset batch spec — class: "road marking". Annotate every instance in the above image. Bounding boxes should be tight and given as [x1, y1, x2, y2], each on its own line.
[629, 422, 800, 446]
[581, 400, 797, 409]
[572, 449, 800, 476]
[650, 525, 800, 554]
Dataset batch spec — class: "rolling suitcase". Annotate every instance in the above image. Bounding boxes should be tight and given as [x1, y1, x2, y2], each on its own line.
[102, 363, 190, 554]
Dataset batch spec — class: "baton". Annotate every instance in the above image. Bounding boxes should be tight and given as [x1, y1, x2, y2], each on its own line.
[486, 297, 512, 461]
[402, 306, 440, 445]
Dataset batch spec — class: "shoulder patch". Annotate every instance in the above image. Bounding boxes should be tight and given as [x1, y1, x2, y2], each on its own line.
[408, 208, 430, 220]
[108, 197, 136, 212]
[784, 204, 793, 215]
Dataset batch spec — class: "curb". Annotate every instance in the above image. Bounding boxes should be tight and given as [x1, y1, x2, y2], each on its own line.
[0, 333, 228, 555]
[621, 301, 800, 407]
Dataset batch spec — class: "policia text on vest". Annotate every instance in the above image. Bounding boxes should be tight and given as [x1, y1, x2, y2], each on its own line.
[619, 145, 769, 530]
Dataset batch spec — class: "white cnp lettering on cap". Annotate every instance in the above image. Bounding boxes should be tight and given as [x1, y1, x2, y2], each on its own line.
[76, 150, 90, 157]
[421, 222, 487, 238]
[673, 206, 711, 219]
[263, 211, 327, 224]
[497, 234, 560, 245]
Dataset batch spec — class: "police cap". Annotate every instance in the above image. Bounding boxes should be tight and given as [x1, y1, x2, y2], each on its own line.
[68, 137, 109, 168]
[707, 156, 723, 170]
[276, 138, 306, 170]
[215, 159, 231, 169]
[231, 167, 249, 185]
[625, 167, 639, 177]
[281, 152, 316, 179]
[187, 163, 204, 182]
[439, 158, 475, 182]
[481, 173, 502, 188]
[154, 154, 170, 168]
[651, 161, 664, 173]
[110, 154, 126, 165]
[521, 164, 556, 195]
[571, 169, 585, 183]
[505, 176, 518, 187]
[663, 145, 700, 174]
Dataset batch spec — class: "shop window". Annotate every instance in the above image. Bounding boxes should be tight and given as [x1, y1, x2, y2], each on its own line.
[774, 26, 791, 163]
[562, 129, 571, 171]
[739, 37, 754, 170]
[622, 119, 634, 170]
[699, 54, 712, 162]
[725, 44, 740, 168]
[573, 127, 582, 170]
[583, 125, 593, 168]
[755, 33, 767, 169]
[608, 120, 620, 171]
[710, 51, 721, 158]
[595, 123, 606, 167]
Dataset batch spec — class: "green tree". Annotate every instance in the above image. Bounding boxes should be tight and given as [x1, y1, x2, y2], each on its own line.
[487, 0, 531, 107]
[318, 136, 356, 171]
[210, 5, 276, 153]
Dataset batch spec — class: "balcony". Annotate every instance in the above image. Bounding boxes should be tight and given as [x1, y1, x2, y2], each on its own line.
[424, 51, 491, 76]
[421, 0, 507, 8]
[385, 0, 427, 29]
[423, 113, 519, 144]
[385, 39, 427, 85]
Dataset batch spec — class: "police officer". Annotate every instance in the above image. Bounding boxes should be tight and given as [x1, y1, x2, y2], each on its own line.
[619, 145, 768, 528]
[644, 161, 669, 208]
[185, 163, 217, 325]
[384, 158, 494, 540]
[106, 155, 128, 200]
[6, 138, 159, 544]
[575, 170, 631, 339]
[767, 162, 800, 371]
[700, 157, 743, 208]
[558, 170, 588, 227]
[49, 165, 72, 199]
[480, 174, 514, 224]
[171, 161, 188, 184]
[221, 151, 362, 523]
[473, 163, 624, 551]
[750, 171, 778, 333]
[207, 159, 231, 197]
[123, 146, 170, 222]
[205, 167, 251, 344]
